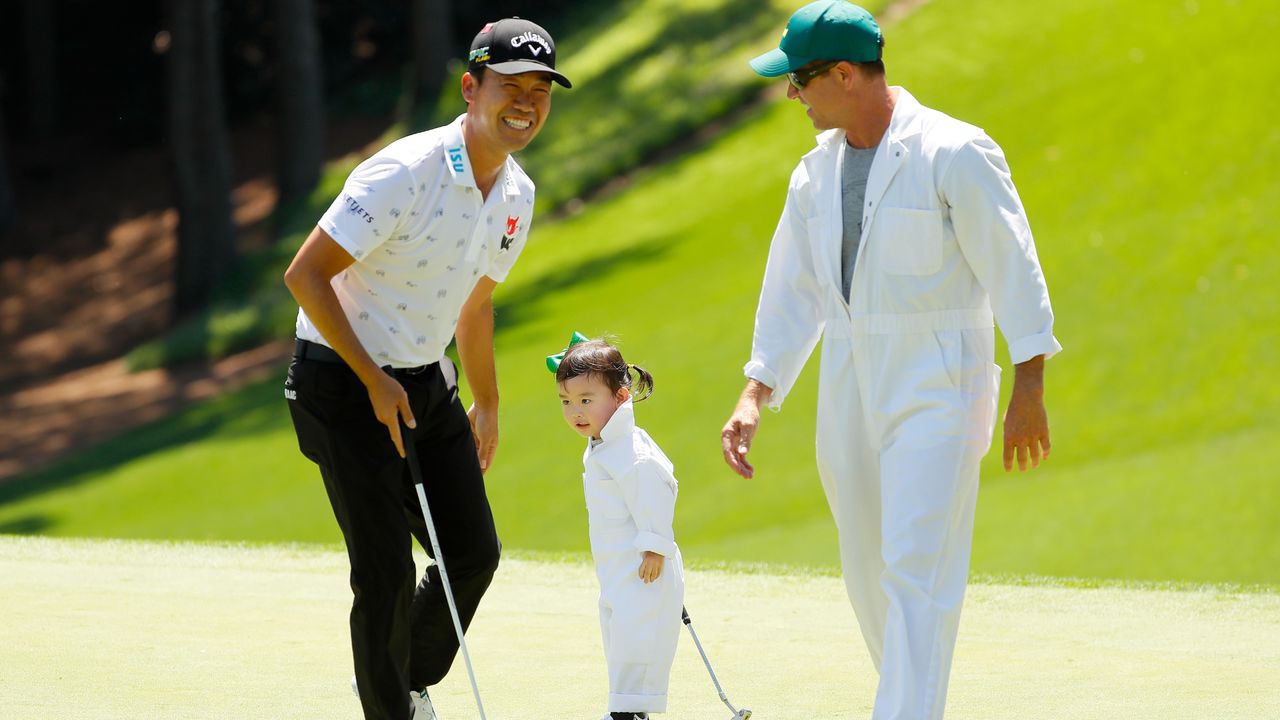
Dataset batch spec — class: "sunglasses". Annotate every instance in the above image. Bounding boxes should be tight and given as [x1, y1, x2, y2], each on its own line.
[788, 60, 840, 89]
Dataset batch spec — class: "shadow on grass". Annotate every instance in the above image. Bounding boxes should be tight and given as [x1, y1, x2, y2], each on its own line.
[493, 232, 678, 332]
[0, 376, 289, 517]
[0, 515, 52, 534]
[524, 4, 783, 209]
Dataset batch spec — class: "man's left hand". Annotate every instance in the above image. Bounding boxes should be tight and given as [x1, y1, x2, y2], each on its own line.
[1003, 355, 1050, 472]
[467, 403, 499, 473]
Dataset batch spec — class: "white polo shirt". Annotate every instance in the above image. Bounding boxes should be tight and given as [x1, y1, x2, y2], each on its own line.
[296, 115, 535, 368]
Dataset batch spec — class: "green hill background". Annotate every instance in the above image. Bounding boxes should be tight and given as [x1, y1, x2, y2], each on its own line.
[2, 0, 1277, 587]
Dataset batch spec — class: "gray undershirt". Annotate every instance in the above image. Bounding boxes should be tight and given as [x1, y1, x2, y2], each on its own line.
[841, 143, 878, 300]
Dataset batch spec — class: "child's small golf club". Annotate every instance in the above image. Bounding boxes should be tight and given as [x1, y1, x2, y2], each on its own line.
[682, 606, 752, 719]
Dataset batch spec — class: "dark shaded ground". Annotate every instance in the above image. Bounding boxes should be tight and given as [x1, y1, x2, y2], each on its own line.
[0, 115, 388, 480]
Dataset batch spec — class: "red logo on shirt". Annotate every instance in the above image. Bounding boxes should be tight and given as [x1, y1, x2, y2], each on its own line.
[506, 216, 519, 235]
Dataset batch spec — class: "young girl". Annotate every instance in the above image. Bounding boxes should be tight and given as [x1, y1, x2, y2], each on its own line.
[549, 334, 685, 720]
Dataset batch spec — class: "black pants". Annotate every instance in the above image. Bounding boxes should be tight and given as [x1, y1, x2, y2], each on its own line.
[286, 343, 500, 720]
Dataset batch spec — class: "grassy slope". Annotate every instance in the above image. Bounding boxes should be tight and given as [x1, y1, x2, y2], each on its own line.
[510, 0, 800, 211]
[3, 0, 1278, 585]
[4, 536, 1279, 720]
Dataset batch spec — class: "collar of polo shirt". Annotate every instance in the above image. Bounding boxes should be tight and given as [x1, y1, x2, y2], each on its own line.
[442, 115, 520, 202]
[442, 115, 522, 264]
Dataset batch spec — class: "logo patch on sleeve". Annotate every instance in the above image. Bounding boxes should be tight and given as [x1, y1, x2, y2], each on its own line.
[500, 215, 520, 251]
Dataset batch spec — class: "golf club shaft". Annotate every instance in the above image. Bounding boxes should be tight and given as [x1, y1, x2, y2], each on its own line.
[683, 606, 731, 702]
[407, 437, 487, 720]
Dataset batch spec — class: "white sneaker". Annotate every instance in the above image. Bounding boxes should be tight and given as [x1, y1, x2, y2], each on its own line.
[410, 689, 438, 720]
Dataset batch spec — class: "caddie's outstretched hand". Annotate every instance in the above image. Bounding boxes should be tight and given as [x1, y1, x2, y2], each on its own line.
[722, 380, 772, 479]
[721, 404, 759, 479]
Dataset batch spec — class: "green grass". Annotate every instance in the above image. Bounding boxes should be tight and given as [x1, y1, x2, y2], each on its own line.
[4, 536, 1279, 720]
[501, 0, 798, 211]
[5, 0, 1280, 586]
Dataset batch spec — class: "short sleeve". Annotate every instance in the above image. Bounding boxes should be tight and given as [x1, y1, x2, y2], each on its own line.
[318, 157, 415, 262]
[486, 203, 534, 283]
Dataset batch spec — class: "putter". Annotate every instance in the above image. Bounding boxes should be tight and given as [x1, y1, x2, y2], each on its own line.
[682, 606, 752, 719]
[405, 423, 488, 720]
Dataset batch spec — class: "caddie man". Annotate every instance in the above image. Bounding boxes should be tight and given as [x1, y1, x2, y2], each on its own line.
[719, 2, 1062, 718]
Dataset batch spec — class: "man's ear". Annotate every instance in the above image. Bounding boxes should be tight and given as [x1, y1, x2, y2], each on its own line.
[835, 61, 857, 88]
[461, 72, 477, 104]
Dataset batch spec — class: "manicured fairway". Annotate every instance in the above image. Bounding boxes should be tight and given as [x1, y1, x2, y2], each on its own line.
[2, 536, 1277, 719]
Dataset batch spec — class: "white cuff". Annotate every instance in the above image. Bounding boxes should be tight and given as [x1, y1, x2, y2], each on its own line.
[609, 691, 668, 713]
[743, 361, 784, 411]
[1008, 332, 1062, 364]
[633, 531, 677, 558]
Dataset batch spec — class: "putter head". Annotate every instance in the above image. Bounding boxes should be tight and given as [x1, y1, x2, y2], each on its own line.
[735, 711, 752, 719]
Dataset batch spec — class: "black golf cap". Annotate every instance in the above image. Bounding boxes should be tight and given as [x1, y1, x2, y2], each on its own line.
[468, 18, 572, 88]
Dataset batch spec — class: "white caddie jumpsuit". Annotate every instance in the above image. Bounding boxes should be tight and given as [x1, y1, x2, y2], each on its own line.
[582, 399, 685, 714]
[745, 88, 1061, 720]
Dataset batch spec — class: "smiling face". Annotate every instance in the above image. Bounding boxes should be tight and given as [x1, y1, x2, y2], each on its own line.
[558, 373, 629, 440]
[461, 68, 553, 155]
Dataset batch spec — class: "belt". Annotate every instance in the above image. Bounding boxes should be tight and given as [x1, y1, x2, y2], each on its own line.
[293, 338, 434, 375]
[293, 338, 344, 364]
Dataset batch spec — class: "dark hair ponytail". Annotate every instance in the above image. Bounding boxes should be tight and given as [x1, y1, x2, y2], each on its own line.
[555, 339, 655, 402]
[626, 363, 654, 403]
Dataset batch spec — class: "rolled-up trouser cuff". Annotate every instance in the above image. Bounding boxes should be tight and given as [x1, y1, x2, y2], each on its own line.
[609, 692, 667, 713]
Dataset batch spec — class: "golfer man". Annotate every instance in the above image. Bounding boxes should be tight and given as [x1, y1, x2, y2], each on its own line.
[720, 2, 1060, 717]
[283, 18, 570, 720]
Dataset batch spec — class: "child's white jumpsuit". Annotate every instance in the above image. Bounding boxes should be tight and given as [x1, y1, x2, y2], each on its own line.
[582, 399, 684, 714]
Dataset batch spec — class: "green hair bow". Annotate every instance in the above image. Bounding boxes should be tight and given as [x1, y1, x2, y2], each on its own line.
[546, 331, 590, 373]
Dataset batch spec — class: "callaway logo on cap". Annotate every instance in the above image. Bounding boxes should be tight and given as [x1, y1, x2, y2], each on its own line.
[468, 17, 573, 88]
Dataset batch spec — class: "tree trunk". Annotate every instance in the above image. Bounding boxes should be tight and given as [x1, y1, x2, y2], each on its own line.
[410, 0, 454, 112]
[274, 0, 324, 211]
[20, 1, 57, 143]
[0, 80, 16, 237]
[167, 0, 237, 315]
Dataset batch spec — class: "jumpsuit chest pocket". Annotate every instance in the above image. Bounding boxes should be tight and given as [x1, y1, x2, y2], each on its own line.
[874, 207, 944, 276]
[583, 474, 631, 522]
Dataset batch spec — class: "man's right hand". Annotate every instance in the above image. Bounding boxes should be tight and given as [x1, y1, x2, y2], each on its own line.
[367, 371, 416, 458]
[721, 380, 772, 479]
[284, 227, 419, 458]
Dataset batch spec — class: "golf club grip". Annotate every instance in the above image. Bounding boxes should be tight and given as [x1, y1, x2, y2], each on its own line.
[682, 606, 691, 624]
[404, 436, 425, 487]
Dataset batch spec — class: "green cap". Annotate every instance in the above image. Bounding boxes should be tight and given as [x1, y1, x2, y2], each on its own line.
[749, 0, 883, 77]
